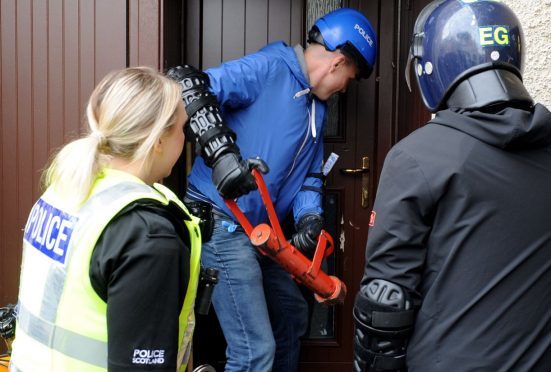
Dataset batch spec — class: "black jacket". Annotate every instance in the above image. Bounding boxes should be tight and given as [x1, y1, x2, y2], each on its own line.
[361, 104, 551, 371]
[90, 201, 191, 371]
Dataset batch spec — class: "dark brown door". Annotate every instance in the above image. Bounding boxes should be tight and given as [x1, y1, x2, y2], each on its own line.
[163, 0, 431, 370]
[300, 1, 431, 370]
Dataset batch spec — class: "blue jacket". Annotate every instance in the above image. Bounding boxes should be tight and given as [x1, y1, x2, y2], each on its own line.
[187, 41, 326, 226]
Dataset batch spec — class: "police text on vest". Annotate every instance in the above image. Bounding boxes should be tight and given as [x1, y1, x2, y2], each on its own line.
[24, 198, 77, 264]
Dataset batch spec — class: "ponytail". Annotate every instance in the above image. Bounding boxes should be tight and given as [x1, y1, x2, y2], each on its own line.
[41, 66, 181, 205]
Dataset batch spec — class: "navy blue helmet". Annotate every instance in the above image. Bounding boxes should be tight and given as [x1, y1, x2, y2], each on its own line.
[406, 0, 525, 112]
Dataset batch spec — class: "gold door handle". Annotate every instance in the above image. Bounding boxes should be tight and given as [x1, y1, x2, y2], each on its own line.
[339, 156, 370, 175]
[340, 157, 370, 208]
[340, 167, 369, 174]
[339, 157, 370, 175]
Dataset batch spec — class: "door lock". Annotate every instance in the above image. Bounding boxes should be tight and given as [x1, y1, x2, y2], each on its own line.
[340, 157, 370, 208]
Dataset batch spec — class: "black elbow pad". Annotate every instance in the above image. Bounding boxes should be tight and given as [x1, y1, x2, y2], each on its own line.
[166, 65, 240, 166]
[353, 279, 415, 372]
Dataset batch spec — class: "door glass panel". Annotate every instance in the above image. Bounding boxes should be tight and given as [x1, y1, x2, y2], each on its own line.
[304, 0, 342, 339]
[306, 0, 343, 30]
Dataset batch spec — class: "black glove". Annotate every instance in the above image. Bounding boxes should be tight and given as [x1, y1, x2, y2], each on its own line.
[291, 213, 324, 257]
[211, 153, 269, 199]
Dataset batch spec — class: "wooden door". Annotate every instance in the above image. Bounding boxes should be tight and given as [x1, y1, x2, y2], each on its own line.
[162, 0, 432, 369]
[300, 1, 431, 370]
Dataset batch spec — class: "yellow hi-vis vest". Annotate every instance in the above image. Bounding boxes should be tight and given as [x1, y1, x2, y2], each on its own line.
[10, 169, 201, 372]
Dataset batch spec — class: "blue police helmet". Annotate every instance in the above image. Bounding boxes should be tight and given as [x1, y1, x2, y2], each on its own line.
[406, 0, 525, 112]
[309, 8, 378, 79]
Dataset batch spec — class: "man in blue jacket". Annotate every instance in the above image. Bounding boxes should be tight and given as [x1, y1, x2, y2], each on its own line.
[168, 8, 377, 372]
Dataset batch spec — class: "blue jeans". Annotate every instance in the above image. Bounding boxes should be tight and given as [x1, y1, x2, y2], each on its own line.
[201, 216, 308, 372]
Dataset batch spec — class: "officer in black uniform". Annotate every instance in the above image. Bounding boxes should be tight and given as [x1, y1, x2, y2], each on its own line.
[353, 1, 551, 371]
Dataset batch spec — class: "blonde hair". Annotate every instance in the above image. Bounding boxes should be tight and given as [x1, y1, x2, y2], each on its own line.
[42, 66, 182, 204]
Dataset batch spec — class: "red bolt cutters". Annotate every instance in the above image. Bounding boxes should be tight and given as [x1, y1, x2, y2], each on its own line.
[225, 169, 346, 305]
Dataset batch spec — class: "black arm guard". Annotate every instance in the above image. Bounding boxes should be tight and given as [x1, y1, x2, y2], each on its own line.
[166, 65, 239, 166]
[353, 279, 415, 372]
[167, 65, 269, 199]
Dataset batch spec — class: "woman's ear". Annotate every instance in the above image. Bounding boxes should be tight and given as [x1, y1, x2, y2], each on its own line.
[153, 136, 164, 153]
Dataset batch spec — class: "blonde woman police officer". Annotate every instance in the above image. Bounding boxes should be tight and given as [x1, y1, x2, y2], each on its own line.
[11, 66, 201, 371]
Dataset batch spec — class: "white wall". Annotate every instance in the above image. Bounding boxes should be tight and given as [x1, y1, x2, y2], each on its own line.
[501, 0, 551, 107]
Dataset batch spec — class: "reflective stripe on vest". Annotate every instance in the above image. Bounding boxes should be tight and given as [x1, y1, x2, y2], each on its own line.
[11, 175, 201, 371]
[16, 303, 107, 367]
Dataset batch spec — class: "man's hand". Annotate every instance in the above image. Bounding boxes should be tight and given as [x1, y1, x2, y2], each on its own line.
[212, 153, 269, 199]
[291, 214, 324, 257]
